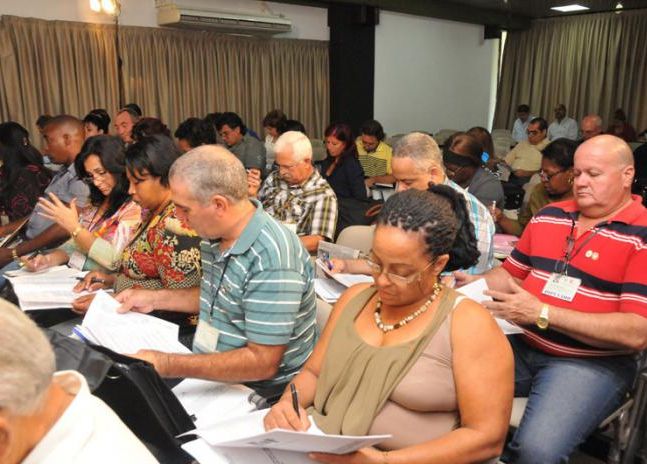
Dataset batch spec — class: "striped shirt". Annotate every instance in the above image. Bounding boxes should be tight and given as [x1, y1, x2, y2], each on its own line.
[446, 178, 495, 274]
[503, 196, 647, 357]
[356, 139, 393, 177]
[194, 200, 318, 394]
[259, 170, 338, 242]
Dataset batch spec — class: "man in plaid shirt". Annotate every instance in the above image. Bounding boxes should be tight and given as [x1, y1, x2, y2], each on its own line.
[257, 131, 338, 253]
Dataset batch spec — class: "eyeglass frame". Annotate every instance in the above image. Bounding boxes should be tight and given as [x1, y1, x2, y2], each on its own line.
[364, 255, 436, 285]
[82, 169, 112, 185]
[539, 168, 566, 182]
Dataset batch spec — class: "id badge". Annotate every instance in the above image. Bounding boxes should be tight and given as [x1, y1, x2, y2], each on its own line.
[542, 273, 581, 302]
[193, 319, 220, 353]
[68, 251, 87, 270]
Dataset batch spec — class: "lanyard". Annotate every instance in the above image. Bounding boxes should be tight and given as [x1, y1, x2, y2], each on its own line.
[555, 215, 604, 275]
[209, 254, 231, 322]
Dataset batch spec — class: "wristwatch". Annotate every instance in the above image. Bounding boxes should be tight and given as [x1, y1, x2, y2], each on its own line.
[536, 304, 550, 330]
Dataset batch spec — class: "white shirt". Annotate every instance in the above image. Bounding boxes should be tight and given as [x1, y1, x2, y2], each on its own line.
[548, 117, 578, 140]
[23, 371, 159, 464]
[512, 116, 533, 142]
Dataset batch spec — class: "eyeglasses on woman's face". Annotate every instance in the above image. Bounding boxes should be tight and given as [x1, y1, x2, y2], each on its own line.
[365, 256, 435, 285]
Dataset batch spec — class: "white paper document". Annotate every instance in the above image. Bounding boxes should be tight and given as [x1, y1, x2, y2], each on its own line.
[314, 278, 346, 303]
[456, 279, 524, 335]
[182, 438, 318, 464]
[172, 379, 254, 429]
[183, 409, 390, 454]
[5, 265, 90, 310]
[80, 290, 192, 354]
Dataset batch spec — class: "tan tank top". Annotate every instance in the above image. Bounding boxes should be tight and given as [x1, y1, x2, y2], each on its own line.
[310, 286, 462, 447]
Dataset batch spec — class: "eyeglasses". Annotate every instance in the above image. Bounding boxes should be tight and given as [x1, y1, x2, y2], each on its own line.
[527, 130, 541, 136]
[82, 170, 110, 185]
[277, 161, 302, 171]
[539, 169, 565, 181]
[445, 165, 464, 178]
[365, 257, 434, 285]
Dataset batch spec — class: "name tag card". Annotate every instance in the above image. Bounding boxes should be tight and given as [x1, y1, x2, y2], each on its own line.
[68, 251, 87, 270]
[542, 273, 581, 302]
[193, 319, 220, 353]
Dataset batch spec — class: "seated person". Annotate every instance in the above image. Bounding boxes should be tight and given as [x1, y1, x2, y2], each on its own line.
[264, 187, 513, 462]
[72, 135, 201, 315]
[113, 107, 140, 146]
[0, 298, 158, 463]
[580, 114, 603, 141]
[82, 109, 111, 139]
[257, 131, 338, 253]
[607, 108, 637, 143]
[467, 126, 496, 164]
[131, 117, 170, 142]
[0, 122, 52, 223]
[444, 132, 504, 209]
[502, 117, 549, 186]
[321, 122, 368, 201]
[356, 119, 395, 188]
[174, 117, 216, 153]
[547, 104, 578, 141]
[262, 109, 288, 169]
[108, 146, 318, 399]
[456, 135, 647, 463]
[331, 132, 495, 275]
[216, 112, 266, 175]
[494, 138, 576, 236]
[23, 135, 142, 272]
[0, 116, 89, 286]
[512, 104, 533, 143]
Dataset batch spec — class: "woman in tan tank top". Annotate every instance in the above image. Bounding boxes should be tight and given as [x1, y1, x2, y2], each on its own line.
[265, 186, 513, 463]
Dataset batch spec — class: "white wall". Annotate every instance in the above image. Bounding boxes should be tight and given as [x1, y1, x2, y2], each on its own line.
[0, 0, 329, 40]
[374, 11, 498, 135]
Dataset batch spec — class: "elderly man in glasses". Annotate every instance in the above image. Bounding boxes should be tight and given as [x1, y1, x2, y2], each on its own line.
[501, 117, 550, 187]
[456, 134, 647, 464]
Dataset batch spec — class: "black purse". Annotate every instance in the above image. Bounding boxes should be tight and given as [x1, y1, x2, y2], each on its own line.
[45, 330, 195, 464]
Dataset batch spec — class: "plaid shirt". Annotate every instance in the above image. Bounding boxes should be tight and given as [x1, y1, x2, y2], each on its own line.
[259, 169, 338, 241]
[446, 178, 495, 274]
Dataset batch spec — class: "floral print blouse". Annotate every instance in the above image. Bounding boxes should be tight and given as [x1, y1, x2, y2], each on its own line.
[115, 202, 201, 293]
[0, 164, 52, 221]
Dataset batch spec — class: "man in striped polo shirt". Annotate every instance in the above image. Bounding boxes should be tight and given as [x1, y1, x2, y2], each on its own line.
[457, 135, 647, 463]
[116, 145, 317, 399]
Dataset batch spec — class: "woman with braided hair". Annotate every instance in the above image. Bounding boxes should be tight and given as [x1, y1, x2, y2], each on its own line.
[264, 186, 514, 463]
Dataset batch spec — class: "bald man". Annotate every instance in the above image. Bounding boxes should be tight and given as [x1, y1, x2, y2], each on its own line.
[457, 135, 647, 463]
[0, 115, 89, 273]
[580, 114, 603, 141]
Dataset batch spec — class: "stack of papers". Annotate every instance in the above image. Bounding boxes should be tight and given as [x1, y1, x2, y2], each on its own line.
[456, 279, 523, 335]
[5, 265, 89, 310]
[493, 234, 518, 259]
[180, 409, 390, 464]
[76, 290, 191, 354]
[314, 259, 373, 303]
[172, 378, 254, 429]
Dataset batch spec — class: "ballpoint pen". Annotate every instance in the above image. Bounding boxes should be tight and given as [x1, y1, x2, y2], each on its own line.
[75, 276, 106, 284]
[290, 383, 300, 418]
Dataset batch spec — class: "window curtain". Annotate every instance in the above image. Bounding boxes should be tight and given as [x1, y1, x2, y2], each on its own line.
[0, 15, 329, 141]
[493, 9, 647, 134]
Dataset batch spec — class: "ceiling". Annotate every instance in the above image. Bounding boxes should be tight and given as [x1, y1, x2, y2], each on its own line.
[275, 0, 647, 29]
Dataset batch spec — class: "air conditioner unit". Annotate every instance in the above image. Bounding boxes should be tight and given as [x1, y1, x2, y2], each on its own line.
[156, 4, 292, 36]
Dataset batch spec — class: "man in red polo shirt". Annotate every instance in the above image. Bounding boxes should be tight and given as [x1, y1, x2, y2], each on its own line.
[457, 134, 647, 463]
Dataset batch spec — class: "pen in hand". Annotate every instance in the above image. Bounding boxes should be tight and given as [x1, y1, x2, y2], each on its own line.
[290, 383, 300, 419]
[75, 276, 106, 285]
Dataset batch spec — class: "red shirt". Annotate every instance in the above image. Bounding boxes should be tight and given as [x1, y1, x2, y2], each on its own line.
[503, 195, 647, 356]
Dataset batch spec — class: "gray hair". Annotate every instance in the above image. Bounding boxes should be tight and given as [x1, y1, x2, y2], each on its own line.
[0, 299, 55, 415]
[169, 145, 248, 204]
[582, 114, 603, 130]
[274, 131, 313, 162]
[393, 132, 443, 174]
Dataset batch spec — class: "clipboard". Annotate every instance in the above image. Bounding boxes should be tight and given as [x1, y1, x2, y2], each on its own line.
[0, 217, 29, 248]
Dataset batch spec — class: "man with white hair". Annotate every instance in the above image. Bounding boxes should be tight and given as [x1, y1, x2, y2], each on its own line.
[257, 131, 338, 252]
[115, 146, 317, 400]
[580, 114, 604, 141]
[0, 298, 157, 463]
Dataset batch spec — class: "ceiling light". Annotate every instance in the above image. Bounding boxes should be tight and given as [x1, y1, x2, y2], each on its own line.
[615, 1, 624, 9]
[89, 0, 101, 12]
[550, 4, 590, 12]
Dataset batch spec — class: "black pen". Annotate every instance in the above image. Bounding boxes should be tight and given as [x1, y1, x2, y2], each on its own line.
[290, 383, 300, 418]
[75, 276, 106, 284]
